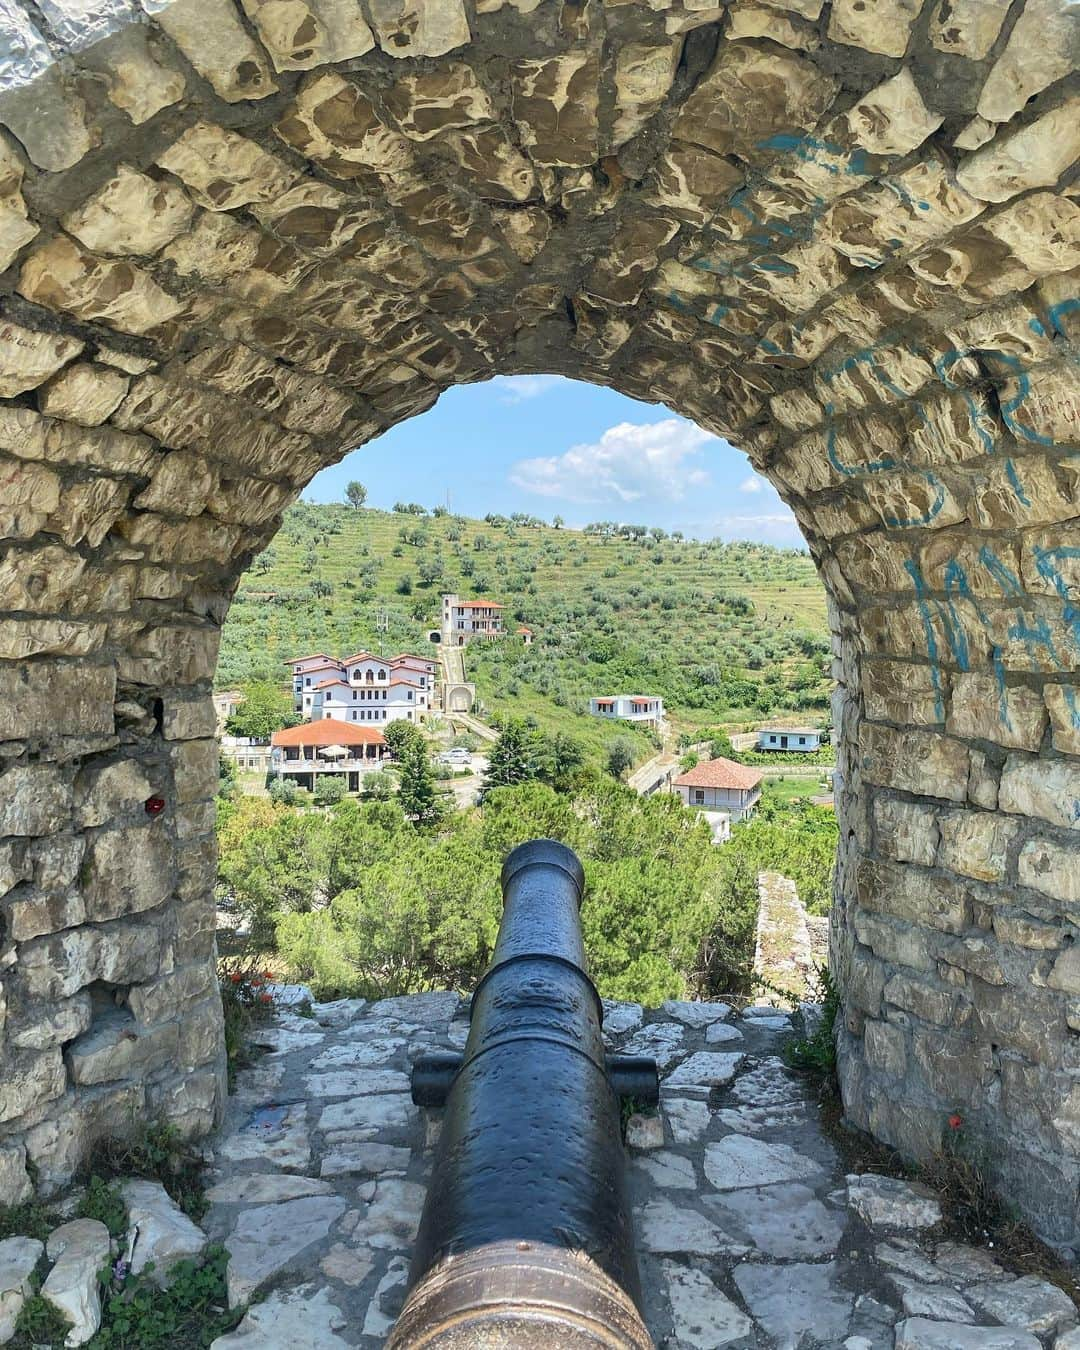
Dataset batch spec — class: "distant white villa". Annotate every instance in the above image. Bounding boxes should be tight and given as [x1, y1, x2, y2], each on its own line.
[757, 727, 823, 753]
[270, 721, 388, 794]
[286, 650, 437, 725]
[442, 593, 504, 645]
[589, 695, 665, 727]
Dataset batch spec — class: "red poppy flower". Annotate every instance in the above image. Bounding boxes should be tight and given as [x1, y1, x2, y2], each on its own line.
[260, 993, 273, 1004]
[229, 973, 242, 983]
[948, 1113, 963, 1130]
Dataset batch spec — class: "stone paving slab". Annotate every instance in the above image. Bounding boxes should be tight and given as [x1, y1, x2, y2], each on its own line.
[200, 994, 1080, 1348]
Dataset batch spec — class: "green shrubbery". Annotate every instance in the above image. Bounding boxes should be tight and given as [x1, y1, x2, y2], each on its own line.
[217, 783, 765, 1006]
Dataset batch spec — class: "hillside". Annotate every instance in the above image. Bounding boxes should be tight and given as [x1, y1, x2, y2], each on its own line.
[217, 502, 831, 753]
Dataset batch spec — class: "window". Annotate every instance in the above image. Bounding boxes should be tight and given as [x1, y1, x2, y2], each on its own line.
[694, 790, 705, 805]
[352, 712, 357, 720]
[798, 736, 806, 745]
[305, 677, 311, 687]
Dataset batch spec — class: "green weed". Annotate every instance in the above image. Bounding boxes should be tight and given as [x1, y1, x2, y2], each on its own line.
[76, 1177, 127, 1238]
[783, 966, 839, 1085]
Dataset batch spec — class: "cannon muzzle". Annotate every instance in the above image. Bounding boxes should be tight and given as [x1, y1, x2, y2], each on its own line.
[388, 839, 656, 1348]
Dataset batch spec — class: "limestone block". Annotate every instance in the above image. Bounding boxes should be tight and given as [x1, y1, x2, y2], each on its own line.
[161, 697, 217, 744]
[1045, 685, 1080, 756]
[38, 363, 129, 426]
[19, 236, 184, 336]
[149, 1069, 221, 1138]
[167, 739, 218, 805]
[42, 1219, 110, 1345]
[6, 892, 87, 943]
[83, 823, 173, 921]
[121, 1179, 207, 1284]
[10, 995, 93, 1051]
[725, 4, 817, 48]
[856, 857, 972, 935]
[947, 673, 1047, 752]
[1019, 837, 1080, 905]
[158, 123, 296, 212]
[0, 841, 30, 896]
[843, 69, 943, 157]
[239, 0, 373, 70]
[864, 1019, 907, 1077]
[999, 755, 1080, 831]
[847, 1174, 942, 1227]
[829, 0, 918, 54]
[954, 115, 996, 151]
[383, 63, 494, 140]
[992, 910, 1064, 950]
[896, 1320, 1039, 1349]
[995, 370, 1080, 451]
[873, 798, 940, 866]
[914, 1026, 994, 1104]
[67, 1011, 179, 1086]
[177, 997, 223, 1067]
[0, 67, 92, 172]
[0, 457, 61, 539]
[929, 0, 1009, 57]
[0, 200, 38, 271]
[47, 478, 132, 551]
[19, 923, 159, 1000]
[0, 764, 72, 836]
[75, 759, 155, 828]
[134, 450, 220, 518]
[62, 167, 194, 259]
[0, 1235, 43, 1339]
[0, 1048, 65, 1125]
[141, 0, 275, 101]
[613, 38, 681, 142]
[0, 1145, 32, 1206]
[854, 912, 937, 973]
[367, 0, 469, 57]
[0, 662, 114, 742]
[275, 73, 415, 176]
[977, 0, 1080, 123]
[883, 973, 961, 1026]
[0, 404, 155, 474]
[959, 101, 1080, 203]
[225, 1194, 347, 1305]
[674, 41, 835, 158]
[209, 1285, 349, 1348]
[128, 960, 215, 1024]
[0, 322, 84, 398]
[87, 25, 185, 123]
[860, 724, 969, 803]
[937, 809, 1018, 883]
[511, 50, 600, 167]
[862, 661, 945, 728]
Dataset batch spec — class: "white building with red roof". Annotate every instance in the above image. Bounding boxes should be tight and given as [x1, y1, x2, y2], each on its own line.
[589, 695, 665, 728]
[672, 757, 763, 822]
[441, 593, 505, 645]
[269, 721, 388, 793]
[285, 648, 436, 722]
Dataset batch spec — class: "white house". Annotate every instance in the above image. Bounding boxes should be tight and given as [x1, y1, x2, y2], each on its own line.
[757, 727, 823, 753]
[442, 593, 504, 645]
[589, 695, 665, 727]
[286, 650, 436, 721]
[673, 758, 763, 822]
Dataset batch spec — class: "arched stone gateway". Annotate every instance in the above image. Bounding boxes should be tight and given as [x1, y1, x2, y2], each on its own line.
[0, 0, 1076, 1239]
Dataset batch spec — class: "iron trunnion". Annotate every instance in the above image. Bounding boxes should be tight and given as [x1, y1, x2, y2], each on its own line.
[388, 838, 660, 1348]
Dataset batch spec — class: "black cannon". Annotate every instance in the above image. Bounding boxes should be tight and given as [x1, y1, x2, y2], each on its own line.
[388, 839, 658, 1349]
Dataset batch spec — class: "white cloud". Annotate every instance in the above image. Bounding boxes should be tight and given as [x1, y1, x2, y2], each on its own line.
[713, 510, 805, 548]
[510, 418, 715, 505]
[739, 475, 765, 494]
[490, 375, 565, 404]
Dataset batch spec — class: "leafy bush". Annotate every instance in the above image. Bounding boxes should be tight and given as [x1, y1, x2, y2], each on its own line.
[313, 776, 347, 807]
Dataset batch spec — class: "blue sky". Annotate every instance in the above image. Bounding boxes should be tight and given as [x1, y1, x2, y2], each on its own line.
[306, 375, 805, 548]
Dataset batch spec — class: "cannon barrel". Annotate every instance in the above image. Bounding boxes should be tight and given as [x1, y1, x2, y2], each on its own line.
[388, 839, 657, 1349]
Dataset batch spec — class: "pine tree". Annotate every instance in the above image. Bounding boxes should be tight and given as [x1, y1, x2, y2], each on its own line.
[483, 719, 541, 792]
[398, 739, 444, 828]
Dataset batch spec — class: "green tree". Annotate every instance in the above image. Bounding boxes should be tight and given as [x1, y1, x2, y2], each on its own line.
[484, 718, 544, 791]
[345, 481, 368, 509]
[384, 719, 424, 758]
[606, 737, 636, 780]
[226, 682, 299, 740]
[314, 775, 347, 806]
[398, 739, 445, 828]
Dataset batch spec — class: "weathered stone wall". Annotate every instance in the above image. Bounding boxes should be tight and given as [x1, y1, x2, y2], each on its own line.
[0, 0, 1076, 1239]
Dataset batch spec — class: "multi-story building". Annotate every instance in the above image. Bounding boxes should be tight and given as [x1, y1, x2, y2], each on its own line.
[441, 593, 504, 645]
[286, 650, 437, 723]
[589, 695, 665, 728]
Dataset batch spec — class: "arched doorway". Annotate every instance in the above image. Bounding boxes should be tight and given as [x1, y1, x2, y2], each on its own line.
[0, 0, 1077, 1240]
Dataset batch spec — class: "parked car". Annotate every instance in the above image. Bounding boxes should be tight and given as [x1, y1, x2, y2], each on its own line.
[443, 747, 472, 765]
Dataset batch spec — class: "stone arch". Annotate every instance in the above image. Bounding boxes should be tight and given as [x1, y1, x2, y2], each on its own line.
[0, 0, 1077, 1239]
[445, 683, 476, 715]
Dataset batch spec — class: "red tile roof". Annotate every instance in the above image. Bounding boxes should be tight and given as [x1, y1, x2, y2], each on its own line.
[312, 678, 348, 690]
[271, 721, 387, 747]
[457, 599, 503, 608]
[283, 653, 339, 666]
[674, 757, 763, 791]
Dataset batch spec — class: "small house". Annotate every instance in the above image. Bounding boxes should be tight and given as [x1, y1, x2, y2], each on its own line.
[270, 721, 388, 794]
[756, 727, 823, 753]
[673, 757, 763, 822]
[589, 695, 665, 727]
